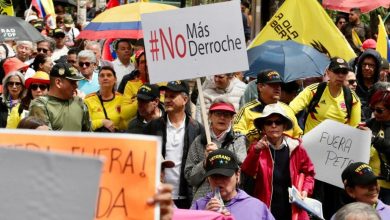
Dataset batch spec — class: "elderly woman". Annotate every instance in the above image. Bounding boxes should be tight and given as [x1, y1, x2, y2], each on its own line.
[0, 71, 26, 127]
[6, 71, 50, 128]
[84, 66, 126, 132]
[191, 149, 274, 220]
[362, 89, 390, 204]
[241, 103, 315, 220]
[77, 49, 100, 95]
[185, 99, 247, 203]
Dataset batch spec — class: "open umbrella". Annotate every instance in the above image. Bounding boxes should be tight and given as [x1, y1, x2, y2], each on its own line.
[245, 40, 330, 82]
[323, 0, 389, 13]
[0, 15, 44, 42]
[78, 2, 177, 40]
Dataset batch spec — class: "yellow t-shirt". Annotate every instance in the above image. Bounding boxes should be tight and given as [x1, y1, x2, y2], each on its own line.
[289, 83, 361, 134]
[233, 100, 302, 143]
[84, 92, 127, 131]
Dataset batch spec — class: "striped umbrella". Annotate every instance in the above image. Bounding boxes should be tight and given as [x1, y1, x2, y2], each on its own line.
[78, 2, 177, 40]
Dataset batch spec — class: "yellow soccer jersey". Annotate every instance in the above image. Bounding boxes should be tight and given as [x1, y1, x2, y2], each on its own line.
[289, 83, 361, 134]
[233, 100, 302, 143]
[84, 92, 127, 131]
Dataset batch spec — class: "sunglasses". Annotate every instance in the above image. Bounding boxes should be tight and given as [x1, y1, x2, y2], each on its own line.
[79, 62, 91, 67]
[372, 108, 387, 114]
[7, 82, 22, 87]
[37, 48, 49, 53]
[348, 79, 356, 85]
[264, 119, 284, 126]
[333, 70, 349, 75]
[212, 111, 233, 118]
[30, 84, 48, 91]
[362, 63, 375, 69]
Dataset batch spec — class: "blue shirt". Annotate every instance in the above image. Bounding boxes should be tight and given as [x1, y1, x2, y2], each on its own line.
[78, 72, 100, 95]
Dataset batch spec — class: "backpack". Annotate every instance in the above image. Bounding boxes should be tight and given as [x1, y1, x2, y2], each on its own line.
[305, 82, 353, 123]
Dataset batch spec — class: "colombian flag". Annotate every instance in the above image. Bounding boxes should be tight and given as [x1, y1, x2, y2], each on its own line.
[377, 15, 390, 62]
[31, 0, 55, 18]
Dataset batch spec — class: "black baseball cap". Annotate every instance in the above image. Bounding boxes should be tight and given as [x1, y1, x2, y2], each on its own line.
[205, 149, 239, 177]
[160, 80, 189, 94]
[256, 69, 283, 84]
[328, 57, 350, 72]
[342, 162, 380, 187]
[50, 62, 84, 81]
[137, 84, 160, 101]
[51, 28, 66, 38]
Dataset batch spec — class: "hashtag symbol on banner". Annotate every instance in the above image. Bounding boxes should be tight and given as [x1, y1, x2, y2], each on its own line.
[149, 30, 159, 61]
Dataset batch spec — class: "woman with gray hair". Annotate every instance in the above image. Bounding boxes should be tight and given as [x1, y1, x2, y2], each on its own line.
[0, 71, 26, 127]
[77, 49, 100, 95]
[185, 98, 247, 203]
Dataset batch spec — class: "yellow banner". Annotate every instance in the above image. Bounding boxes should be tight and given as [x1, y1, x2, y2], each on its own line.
[352, 28, 362, 49]
[249, 0, 356, 61]
[377, 15, 389, 60]
[0, 0, 14, 16]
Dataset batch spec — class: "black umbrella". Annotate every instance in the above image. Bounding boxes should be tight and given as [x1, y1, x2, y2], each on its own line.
[0, 15, 44, 42]
[53, 0, 77, 6]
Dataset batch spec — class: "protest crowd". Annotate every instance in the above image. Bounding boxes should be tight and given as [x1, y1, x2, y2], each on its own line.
[1, 0, 390, 219]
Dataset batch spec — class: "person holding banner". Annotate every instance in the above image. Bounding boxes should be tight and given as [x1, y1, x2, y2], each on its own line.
[341, 8, 371, 54]
[241, 103, 315, 220]
[185, 99, 247, 203]
[144, 80, 205, 209]
[192, 149, 275, 220]
[333, 162, 390, 219]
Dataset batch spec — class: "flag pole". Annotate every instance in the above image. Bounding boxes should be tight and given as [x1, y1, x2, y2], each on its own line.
[25, 3, 33, 21]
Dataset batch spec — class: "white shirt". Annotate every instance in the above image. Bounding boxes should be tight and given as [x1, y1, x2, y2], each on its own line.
[52, 46, 69, 63]
[164, 115, 186, 199]
[111, 58, 135, 86]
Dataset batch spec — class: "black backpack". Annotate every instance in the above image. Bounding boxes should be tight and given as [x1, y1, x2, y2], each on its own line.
[306, 82, 353, 122]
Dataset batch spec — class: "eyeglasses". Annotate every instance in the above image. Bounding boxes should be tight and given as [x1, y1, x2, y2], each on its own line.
[362, 63, 375, 69]
[372, 107, 387, 114]
[37, 48, 49, 53]
[7, 82, 22, 87]
[30, 84, 48, 91]
[264, 119, 284, 126]
[348, 79, 356, 85]
[79, 62, 91, 67]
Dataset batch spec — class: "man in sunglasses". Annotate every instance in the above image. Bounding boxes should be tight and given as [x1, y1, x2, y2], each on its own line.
[355, 49, 382, 121]
[36, 39, 55, 58]
[51, 28, 69, 63]
[77, 50, 99, 95]
[29, 62, 91, 131]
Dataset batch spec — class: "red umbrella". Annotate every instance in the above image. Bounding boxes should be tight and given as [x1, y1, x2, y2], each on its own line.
[323, 0, 389, 13]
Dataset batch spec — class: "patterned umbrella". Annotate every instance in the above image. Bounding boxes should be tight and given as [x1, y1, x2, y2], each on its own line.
[78, 2, 177, 40]
[0, 15, 44, 42]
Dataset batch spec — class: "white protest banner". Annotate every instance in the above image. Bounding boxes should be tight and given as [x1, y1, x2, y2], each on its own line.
[0, 147, 103, 219]
[302, 120, 371, 188]
[0, 129, 161, 220]
[142, 1, 249, 84]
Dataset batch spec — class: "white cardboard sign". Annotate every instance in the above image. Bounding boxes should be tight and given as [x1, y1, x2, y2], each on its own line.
[302, 120, 371, 188]
[142, 1, 249, 84]
[0, 147, 103, 220]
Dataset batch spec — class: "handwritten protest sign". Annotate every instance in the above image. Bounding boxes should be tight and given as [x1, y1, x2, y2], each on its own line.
[0, 147, 103, 219]
[0, 129, 161, 220]
[142, 1, 249, 84]
[302, 120, 371, 188]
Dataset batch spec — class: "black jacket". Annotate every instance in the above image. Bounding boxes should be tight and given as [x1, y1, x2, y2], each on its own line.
[127, 103, 165, 134]
[0, 97, 9, 128]
[367, 118, 390, 160]
[144, 113, 205, 204]
[355, 49, 382, 121]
